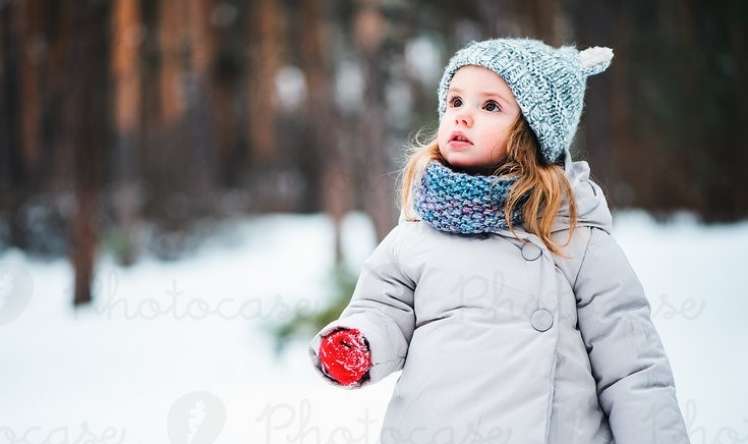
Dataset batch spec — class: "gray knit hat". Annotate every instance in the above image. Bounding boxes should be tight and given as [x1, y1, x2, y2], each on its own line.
[437, 37, 613, 165]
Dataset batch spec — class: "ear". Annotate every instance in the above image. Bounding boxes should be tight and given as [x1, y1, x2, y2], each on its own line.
[578, 46, 614, 77]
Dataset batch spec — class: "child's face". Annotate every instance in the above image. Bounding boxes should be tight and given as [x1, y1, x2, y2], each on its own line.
[437, 65, 521, 174]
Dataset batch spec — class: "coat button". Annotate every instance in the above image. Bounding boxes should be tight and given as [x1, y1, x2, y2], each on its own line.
[521, 241, 542, 261]
[530, 309, 553, 332]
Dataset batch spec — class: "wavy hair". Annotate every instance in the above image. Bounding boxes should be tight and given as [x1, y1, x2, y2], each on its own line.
[396, 113, 578, 257]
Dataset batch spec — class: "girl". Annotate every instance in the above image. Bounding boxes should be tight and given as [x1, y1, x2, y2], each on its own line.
[308, 37, 690, 444]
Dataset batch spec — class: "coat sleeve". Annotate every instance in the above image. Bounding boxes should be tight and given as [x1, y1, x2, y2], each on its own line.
[574, 227, 690, 444]
[308, 222, 416, 389]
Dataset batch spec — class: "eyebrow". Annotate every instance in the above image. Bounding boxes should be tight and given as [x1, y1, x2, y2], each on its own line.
[447, 87, 511, 105]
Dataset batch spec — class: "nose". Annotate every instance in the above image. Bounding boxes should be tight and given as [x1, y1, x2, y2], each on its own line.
[454, 108, 473, 127]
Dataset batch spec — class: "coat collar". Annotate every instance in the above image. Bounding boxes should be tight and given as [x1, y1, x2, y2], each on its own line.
[550, 147, 613, 235]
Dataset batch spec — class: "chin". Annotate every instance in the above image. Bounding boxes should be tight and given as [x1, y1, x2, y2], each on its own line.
[442, 151, 471, 167]
[444, 159, 485, 174]
[443, 157, 496, 176]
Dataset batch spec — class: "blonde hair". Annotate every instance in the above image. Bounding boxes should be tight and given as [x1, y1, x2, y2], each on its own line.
[396, 114, 578, 258]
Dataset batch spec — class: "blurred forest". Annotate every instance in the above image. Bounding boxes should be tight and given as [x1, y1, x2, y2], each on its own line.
[0, 0, 746, 307]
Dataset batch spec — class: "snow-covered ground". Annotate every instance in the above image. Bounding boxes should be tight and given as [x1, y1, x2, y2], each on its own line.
[0, 210, 745, 444]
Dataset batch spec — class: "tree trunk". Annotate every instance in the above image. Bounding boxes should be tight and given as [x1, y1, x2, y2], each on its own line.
[246, 0, 281, 165]
[300, 0, 349, 265]
[61, 0, 111, 306]
[111, 0, 143, 266]
[354, 3, 397, 241]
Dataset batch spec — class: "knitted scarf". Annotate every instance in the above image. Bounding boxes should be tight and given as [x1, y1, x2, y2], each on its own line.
[413, 160, 527, 235]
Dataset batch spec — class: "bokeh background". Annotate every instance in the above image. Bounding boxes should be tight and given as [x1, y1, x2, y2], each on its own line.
[1, 1, 746, 443]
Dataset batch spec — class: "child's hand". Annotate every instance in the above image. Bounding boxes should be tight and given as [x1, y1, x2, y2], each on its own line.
[318, 327, 372, 386]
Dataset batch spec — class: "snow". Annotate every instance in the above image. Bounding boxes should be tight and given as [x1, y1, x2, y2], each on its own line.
[0, 209, 746, 443]
[335, 60, 365, 114]
[404, 35, 442, 86]
[276, 65, 307, 112]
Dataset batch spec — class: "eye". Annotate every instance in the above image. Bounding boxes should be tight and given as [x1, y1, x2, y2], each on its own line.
[484, 100, 502, 112]
[448, 96, 462, 107]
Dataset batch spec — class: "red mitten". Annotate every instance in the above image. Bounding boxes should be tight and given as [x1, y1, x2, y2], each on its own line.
[318, 327, 372, 386]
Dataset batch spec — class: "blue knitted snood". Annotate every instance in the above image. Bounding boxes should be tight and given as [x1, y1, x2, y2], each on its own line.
[413, 160, 527, 235]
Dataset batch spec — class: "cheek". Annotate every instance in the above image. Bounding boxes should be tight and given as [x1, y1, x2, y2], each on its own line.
[437, 125, 452, 151]
[437, 123, 449, 142]
[483, 125, 509, 145]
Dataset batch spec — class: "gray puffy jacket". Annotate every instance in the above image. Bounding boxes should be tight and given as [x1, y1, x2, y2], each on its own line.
[308, 150, 690, 444]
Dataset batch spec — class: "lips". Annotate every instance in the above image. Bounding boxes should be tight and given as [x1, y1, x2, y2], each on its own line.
[448, 131, 473, 146]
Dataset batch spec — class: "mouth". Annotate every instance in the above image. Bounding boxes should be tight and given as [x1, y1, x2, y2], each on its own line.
[448, 131, 473, 147]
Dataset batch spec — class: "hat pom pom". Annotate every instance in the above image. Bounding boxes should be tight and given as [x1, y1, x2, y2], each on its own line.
[578, 46, 614, 77]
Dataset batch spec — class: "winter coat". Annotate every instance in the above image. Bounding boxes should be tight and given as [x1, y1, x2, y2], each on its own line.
[308, 149, 690, 444]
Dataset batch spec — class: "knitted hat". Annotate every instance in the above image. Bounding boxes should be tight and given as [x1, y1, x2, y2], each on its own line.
[437, 37, 614, 165]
